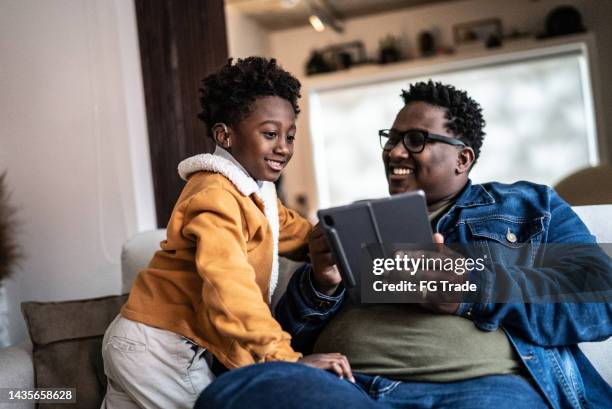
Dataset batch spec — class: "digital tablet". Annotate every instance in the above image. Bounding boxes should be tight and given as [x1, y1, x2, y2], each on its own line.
[317, 190, 433, 302]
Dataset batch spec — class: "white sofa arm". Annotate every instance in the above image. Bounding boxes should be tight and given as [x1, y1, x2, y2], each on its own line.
[580, 339, 612, 384]
[0, 342, 35, 409]
[121, 229, 166, 293]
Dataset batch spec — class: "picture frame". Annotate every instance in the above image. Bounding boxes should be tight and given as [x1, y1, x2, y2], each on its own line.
[327, 41, 367, 70]
[305, 41, 367, 76]
[453, 18, 502, 45]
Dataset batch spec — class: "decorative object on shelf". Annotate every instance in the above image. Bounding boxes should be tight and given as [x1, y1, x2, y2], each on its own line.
[505, 28, 531, 40]
[0, 171, 20, 284]
[453, 18, 502, 46]
[418, 31, 436, 57]
[538, 6, 585, 39]
[333, 41, 366, 69]
[378, 34, 403, 64]
[305, 41, 367, 76]
[485, 34, 502, 48]
[306, 50, 334, 76]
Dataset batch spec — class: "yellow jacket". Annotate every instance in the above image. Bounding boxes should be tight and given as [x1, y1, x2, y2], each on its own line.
[122, 151, 311, 369]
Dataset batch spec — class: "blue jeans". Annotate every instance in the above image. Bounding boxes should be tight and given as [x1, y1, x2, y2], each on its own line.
[195, 362, 549, 409]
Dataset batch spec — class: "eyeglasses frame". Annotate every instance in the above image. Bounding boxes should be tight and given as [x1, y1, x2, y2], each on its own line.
[378, 128, 467, 153]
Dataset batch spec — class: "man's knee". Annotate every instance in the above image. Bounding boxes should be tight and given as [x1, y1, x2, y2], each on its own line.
[195, 362, 369, 409]
[203, 361, 318, 393]
[195, 362, 311, 409]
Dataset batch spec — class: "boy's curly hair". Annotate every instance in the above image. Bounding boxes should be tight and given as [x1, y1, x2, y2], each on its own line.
[198, 57, 301, 137]
[401, 80, 485, 164]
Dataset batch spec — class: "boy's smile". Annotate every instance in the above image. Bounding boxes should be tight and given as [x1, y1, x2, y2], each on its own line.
[265, 158, 286, 172]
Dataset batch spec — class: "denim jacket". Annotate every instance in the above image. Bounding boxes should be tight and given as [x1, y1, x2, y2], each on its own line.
[275, 180, 612, 409]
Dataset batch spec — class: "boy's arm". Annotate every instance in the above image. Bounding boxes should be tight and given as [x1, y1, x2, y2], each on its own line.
[277, 198, 312, 261]
[183, 188, 301, 369]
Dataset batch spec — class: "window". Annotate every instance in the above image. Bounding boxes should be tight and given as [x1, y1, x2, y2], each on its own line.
[309, 44, 598, 208]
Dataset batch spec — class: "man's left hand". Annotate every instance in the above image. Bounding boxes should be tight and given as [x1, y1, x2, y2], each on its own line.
[417, 233, 468, 315]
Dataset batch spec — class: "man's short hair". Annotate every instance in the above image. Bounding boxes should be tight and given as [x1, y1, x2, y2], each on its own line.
[401, 80, 485, 164]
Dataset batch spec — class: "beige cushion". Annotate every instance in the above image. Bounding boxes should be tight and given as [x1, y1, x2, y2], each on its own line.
[555, 165, 612, 205]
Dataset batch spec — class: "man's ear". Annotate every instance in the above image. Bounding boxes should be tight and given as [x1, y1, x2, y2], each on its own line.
[456, 147, 475, 174]
[212, 123, 231, 148]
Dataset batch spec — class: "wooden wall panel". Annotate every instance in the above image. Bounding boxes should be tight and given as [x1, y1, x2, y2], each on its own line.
[135, 0, 228, 227]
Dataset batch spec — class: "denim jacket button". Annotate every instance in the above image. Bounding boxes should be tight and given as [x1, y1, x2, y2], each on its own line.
[506, 228, 517, 243]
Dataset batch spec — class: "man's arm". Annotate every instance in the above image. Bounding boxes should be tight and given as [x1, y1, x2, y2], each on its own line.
[455, 188, 612, 346]
[275, 264, 345, 354]
[275, 222, 347, 353]
[455, 244, 612, 346]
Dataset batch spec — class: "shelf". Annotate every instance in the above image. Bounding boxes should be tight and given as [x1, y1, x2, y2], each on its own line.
[303, 33, 595, 91]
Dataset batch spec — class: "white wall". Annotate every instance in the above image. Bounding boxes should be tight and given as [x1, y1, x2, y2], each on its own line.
[237, 0, 612, 215]
[225, 3, 271, 59]
[0, 0, 155, 345]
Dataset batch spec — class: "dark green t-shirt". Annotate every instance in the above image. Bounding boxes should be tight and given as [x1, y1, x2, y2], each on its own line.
[313, 303, 522, 382]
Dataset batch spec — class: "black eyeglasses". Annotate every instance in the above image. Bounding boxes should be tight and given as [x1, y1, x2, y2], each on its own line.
[379, 129, 466, 153]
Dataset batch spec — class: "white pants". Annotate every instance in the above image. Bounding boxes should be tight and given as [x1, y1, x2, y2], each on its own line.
[101, 315, 215, 409]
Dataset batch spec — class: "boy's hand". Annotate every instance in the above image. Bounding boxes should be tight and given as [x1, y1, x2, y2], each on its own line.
[308, 224, 342, 295]
[299, 353, 355, 383]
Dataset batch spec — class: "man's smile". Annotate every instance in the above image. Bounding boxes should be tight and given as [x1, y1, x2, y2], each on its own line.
[390, 167, 414, 176]
[388, 165, 415, 179]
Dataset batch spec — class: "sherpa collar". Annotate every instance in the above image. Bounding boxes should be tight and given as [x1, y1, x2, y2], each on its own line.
[178, 146, 264, 195]
[177, 148, 281, 302]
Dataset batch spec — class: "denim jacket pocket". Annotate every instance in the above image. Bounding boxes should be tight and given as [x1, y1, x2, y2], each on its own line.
[467, 216, 545, 247]
[467, 216, 545, 267]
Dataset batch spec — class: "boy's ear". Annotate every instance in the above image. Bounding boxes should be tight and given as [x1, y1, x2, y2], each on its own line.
[212, 123, 231, 148]
[456, 146, 475, 175]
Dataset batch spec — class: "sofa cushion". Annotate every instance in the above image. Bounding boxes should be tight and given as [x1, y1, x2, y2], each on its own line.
[121, 229, 165, 293]
[573, 205, 612, 242]
[21, 294, 127, 408]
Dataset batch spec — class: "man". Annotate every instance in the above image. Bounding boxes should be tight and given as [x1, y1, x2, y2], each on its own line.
[196, 81, 612, 409]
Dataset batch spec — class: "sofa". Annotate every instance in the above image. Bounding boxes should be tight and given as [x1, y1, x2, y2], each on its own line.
[1, 205, 611, 408]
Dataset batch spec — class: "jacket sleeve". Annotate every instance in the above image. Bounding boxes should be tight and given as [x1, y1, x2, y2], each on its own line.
[277, 198, 312, 261]
[275, 264, 346, 354]
[456, 188, 612, 346]
[182, 187, 302, 368]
